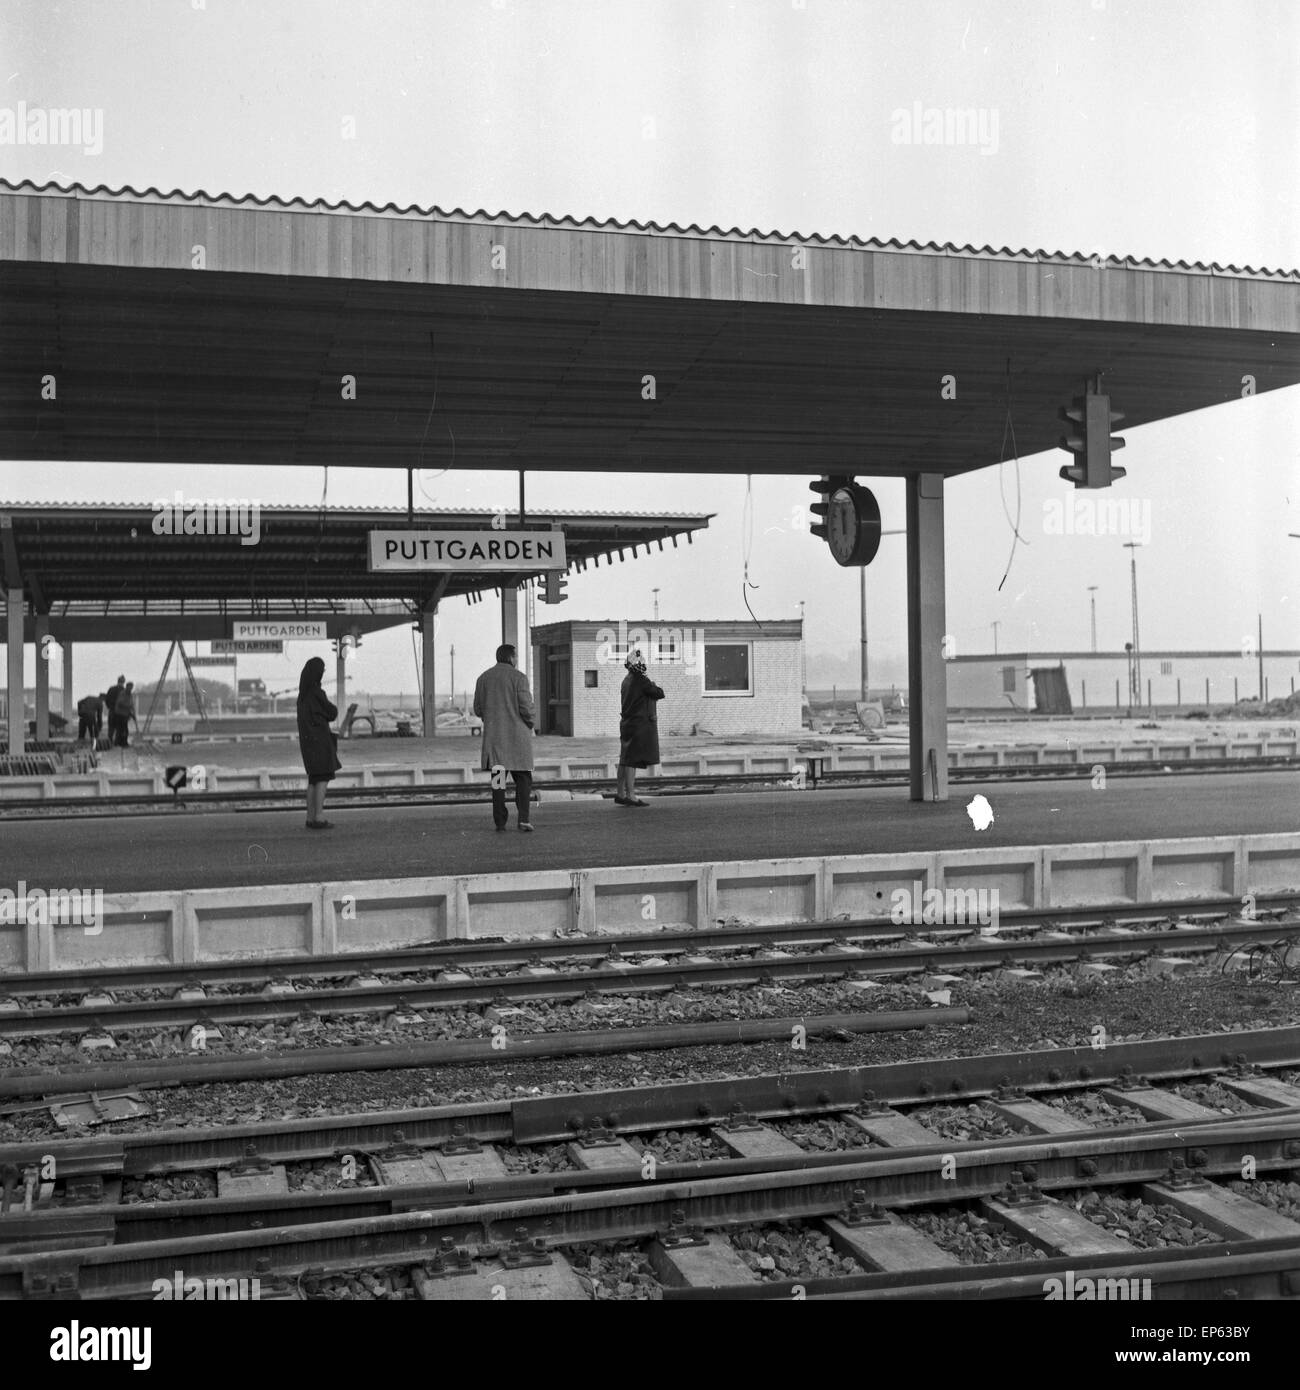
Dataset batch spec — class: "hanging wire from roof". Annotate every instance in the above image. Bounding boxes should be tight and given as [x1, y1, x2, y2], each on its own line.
[741, 473, 764, 629]
[996, 357, 1027, 593]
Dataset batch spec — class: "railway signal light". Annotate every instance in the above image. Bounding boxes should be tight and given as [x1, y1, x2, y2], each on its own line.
[541, 569, 569, 604]
[1058, 382, 1126, 488]
[809, 475, 853, 542]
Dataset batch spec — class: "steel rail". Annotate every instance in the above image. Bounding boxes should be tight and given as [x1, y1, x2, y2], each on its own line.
[3, 915, 1297, 1041]
[3, 1025, 1298, 1171]
[4, 893, 1293, 999]
[1, 754, 1295, 821]
[663, 1235, 1300, 1301]
[5, 1105, 1298, 1253]
[514, 1024, 1300, 1140]
[4, 1114, 1296, 1298]
[0, 1007, 967, 1100]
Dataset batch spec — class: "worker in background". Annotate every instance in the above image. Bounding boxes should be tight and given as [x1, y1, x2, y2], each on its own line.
[103, 675, 125, 746]
[76, 693, 101, 742]
[114, 681, 137, 748]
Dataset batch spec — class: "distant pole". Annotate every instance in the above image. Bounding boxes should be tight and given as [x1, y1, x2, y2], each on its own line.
[799, 600, 806, 693]
[652, 588, 660, 621]
[1087, 586, 1098, 653]
[991, 621, 1000, 655]
[1258, 613, 1264, 700]
[859, 568, 868, 701]
[450, 644, 455, 710]
[858, 530, 903, 706]
[1123, 543, 1142, 704]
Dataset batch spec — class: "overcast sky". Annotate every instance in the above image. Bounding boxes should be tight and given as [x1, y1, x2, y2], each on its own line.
[1, 0, 1296, 698]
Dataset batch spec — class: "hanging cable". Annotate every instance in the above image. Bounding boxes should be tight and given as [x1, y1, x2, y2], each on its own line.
[312, 464, 329, 568]
[410, 622, 424, 713]
[741, 473, 764, 629]
[996, 357, 1028, 592]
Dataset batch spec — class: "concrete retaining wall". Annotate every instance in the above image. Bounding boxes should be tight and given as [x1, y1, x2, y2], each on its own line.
[0, 739, 1295, 801]
[3, 833, 1297, 973]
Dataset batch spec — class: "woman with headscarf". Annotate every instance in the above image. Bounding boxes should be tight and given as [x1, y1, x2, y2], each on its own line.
[615, 650, 664, 807]
[297, 656, 340, 829]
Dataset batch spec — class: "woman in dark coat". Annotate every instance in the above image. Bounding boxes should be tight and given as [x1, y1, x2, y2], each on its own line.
[297, 656, 340, 829]
[616, 650, 664, 807]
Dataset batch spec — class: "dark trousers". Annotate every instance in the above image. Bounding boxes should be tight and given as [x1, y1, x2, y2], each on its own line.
[77, 716, 96, 740]
[492, 770, 533, 828]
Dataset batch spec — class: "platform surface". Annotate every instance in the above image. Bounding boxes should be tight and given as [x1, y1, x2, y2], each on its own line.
[6, 771, 1296, 892]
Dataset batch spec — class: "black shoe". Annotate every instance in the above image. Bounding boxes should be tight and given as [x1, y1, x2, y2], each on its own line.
[306, 819, 334, 830]
[494, 823, 507, 832]
[613, 795, 633, 806]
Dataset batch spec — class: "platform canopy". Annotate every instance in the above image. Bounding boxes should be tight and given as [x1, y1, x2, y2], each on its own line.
[0, 503, 712, 641]
[2, 180, 1298, 477]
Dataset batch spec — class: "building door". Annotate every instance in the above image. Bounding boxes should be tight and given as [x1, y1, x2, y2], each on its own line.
[545, 648, 572, 735]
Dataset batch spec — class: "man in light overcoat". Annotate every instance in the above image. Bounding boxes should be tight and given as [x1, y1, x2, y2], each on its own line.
[473, 643, 537, 832]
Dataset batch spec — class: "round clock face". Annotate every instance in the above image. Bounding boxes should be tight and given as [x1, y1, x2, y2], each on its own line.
[827, 488, 859, 563]
[823, 482, 883, 566]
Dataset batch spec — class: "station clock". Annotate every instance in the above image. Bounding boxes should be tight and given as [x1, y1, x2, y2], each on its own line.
[809, 476, 882, 567]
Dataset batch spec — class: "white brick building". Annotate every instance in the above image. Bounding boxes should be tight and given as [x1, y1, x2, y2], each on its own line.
[530, 619, 803, 738]
[946, 650, 1300, 712]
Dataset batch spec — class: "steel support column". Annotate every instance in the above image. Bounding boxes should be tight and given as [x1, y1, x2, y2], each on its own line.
[501, 582, 519, 654]
[61, 639, 73, 721]
[4, 589, 22, 755]
[421, 605, 437, 737]
[906, 473, 949, 802]
[34, 613, 49, 741]
[335, 646, 347, 730]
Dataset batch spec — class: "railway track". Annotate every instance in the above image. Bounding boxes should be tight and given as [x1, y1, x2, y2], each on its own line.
[2, 754, 1296, 820]
[1, 895, 1294, 1044]
[3, 1027, 1299, 1299]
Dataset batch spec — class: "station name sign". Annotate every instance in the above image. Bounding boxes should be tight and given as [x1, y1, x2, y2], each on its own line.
[211, 639, 284, 655]
[231, 621, 327, 641]
[368, 530, 567, 572]
[187, 656, 234, 667]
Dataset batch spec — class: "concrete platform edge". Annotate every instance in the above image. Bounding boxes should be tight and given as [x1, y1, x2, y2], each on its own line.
[4, 832, 1298, 972]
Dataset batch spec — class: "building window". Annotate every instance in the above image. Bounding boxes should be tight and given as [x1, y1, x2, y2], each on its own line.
[653, 633, 680, 664]
[703, 643, 752, 695]
[1001, 666, 1016, 692]
[1159, 660, 1173, 676]
[584, 670, 598, 688]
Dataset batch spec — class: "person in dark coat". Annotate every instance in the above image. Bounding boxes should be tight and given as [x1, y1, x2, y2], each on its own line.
[473, 643, 536, 831]
[103, 677, 124, 746]
[616, 650, 664, 807]
[113, 681, 137, 747]
[296, 656, 340, 829]
[76, 694, 101, 742]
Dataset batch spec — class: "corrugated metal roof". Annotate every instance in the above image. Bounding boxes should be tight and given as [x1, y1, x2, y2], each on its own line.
[0, 502, 714, 521]
[5, 178, 1295, 281]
